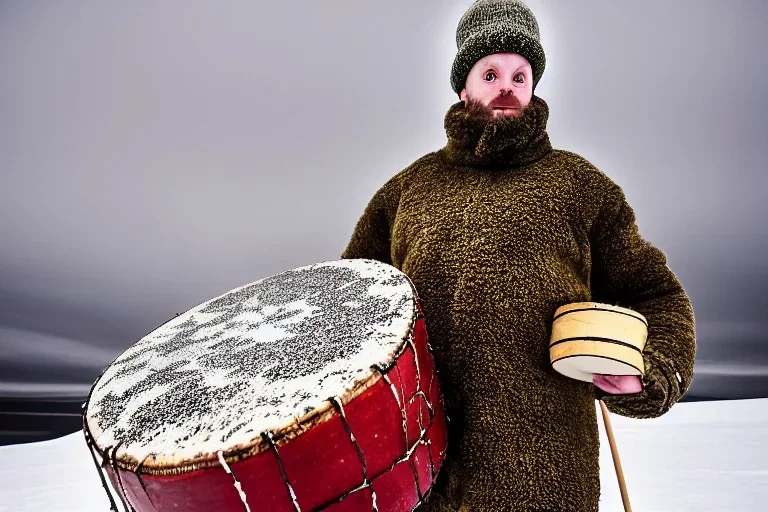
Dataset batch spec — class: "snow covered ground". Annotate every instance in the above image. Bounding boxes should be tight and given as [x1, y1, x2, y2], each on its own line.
[1, 398, 766, 511]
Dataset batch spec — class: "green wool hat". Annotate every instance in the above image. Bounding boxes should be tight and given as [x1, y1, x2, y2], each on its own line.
[451, 0, 546, 94]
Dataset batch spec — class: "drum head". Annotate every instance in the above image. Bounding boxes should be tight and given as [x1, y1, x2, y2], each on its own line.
[84, 259, 418, 467]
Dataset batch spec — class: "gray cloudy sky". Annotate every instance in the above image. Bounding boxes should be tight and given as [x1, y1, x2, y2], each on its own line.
[0, 0, 766, 400]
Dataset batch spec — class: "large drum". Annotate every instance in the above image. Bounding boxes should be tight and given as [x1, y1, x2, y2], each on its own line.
[82, 259, 447, 511]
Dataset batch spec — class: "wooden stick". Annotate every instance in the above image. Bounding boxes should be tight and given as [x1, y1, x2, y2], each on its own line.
[599, 399, 632, 512]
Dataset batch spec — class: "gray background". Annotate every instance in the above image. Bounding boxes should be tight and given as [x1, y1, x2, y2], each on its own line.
[0, 0, 766, 423]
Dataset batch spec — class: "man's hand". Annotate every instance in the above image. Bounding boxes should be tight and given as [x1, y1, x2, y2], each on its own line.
[593, 374, 643, 395]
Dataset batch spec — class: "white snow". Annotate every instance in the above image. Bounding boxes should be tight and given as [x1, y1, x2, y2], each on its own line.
[0, 398, 766, 511]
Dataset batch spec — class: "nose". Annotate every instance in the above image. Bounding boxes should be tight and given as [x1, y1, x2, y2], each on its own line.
[499, 88, 514, 97]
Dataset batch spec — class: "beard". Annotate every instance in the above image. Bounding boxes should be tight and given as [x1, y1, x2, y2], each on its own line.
[465, 93, 525, 118]
[457, 93, 542, 153]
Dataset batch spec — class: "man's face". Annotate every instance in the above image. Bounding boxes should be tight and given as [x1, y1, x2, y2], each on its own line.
[459, 53, 534, 117]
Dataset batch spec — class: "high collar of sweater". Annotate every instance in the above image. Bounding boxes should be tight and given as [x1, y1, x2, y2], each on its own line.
[441, 94, 553, 170]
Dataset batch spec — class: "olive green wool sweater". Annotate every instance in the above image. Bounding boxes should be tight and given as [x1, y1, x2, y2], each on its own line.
[340, 96, 696, 512]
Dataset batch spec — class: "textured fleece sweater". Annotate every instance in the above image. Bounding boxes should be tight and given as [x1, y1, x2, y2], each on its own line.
[340, 95, 697, 512]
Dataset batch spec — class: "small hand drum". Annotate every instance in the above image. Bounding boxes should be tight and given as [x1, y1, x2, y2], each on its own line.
[82, 259, 447, 512]
[549, 302, 648, 382]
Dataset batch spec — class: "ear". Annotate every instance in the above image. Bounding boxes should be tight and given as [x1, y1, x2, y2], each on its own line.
[459, 88, 467, 102]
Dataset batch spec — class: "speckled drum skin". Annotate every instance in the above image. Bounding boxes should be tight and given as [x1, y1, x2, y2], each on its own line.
[82, 259, 447, 512]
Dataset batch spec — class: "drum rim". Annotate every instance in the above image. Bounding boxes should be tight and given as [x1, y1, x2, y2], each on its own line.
[552, 301, 648, 327]
[82, 264, 424, 477]
[551, 354, 644, 382]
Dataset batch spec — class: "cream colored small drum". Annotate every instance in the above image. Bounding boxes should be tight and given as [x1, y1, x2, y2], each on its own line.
[549, 302, 648, 382]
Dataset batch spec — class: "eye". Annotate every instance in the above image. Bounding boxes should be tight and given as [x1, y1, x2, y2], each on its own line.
[484, 70, 497, 82]
[514, 72, 525, 84]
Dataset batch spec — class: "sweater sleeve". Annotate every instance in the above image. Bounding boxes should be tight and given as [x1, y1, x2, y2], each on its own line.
[340, 177, 401, 264]
[589, 182, 697, 419]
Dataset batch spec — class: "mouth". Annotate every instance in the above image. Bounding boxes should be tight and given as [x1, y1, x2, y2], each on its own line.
[492, 106, 520, 114]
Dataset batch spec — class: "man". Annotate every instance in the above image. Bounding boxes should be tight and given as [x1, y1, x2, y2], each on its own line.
[341, 0, 696, 510]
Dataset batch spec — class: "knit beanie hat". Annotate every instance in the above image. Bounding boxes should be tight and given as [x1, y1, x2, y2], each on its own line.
[450, 0, 546, 94]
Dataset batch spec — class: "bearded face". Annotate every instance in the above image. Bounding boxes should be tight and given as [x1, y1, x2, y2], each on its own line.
[459, 53, 534, 118]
